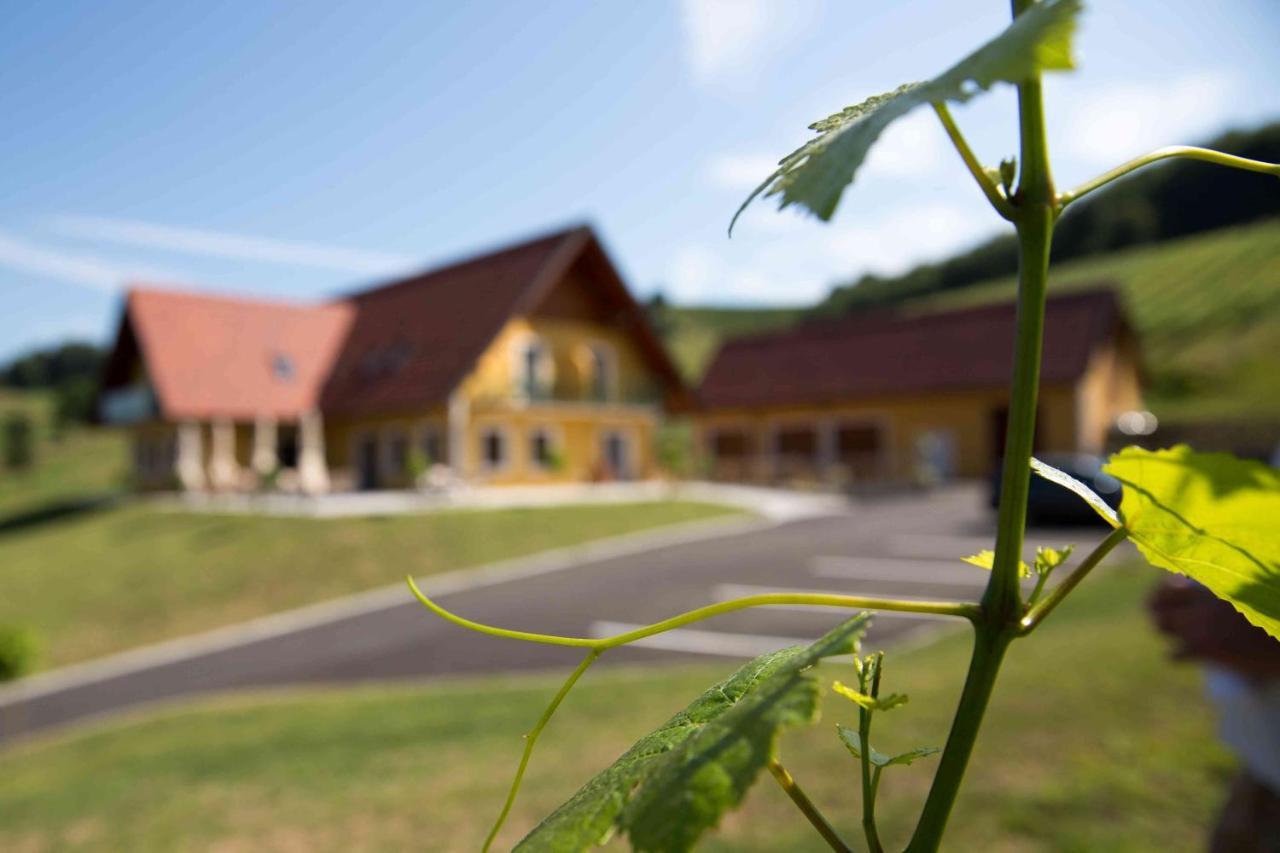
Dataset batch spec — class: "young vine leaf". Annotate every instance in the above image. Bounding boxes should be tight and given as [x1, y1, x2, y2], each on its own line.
[837, 726, 940, 768]
[832, 680, 909, 712]
[962, 549, 1031, 578]
[1033, 545, 1073, 577]
[729, 0, 1081, 232]
[515, 614, 871, 852]
[1104, 446, 1280, 641]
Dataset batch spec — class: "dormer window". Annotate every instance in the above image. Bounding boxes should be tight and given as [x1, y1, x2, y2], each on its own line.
[271, 352, 295, 382]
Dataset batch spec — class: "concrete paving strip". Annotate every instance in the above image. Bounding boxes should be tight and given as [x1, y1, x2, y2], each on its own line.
[811, 555, 990, 586]
[711, 584, 963, 620]
[0, 512, 773, 709]
[589, 622, 818, 659]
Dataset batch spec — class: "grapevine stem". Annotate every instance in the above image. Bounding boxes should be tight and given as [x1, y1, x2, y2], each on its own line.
[932, 102, 1016, 220]
[767, 759, 855, 853]
[407, 576, 979, 649]
[906, 2, 1054, 848]
[1058, 145, 1280, 208]
[482, 649, 602, 852]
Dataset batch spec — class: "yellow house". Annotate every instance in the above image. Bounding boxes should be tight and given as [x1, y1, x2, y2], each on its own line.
[98, 225, 687, 492]
[693, 289, 1143, 486]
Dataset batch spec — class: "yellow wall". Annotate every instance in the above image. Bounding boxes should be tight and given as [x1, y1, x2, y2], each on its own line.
[326, 410, 448, 489]
[463, 316, 660, 406]
[1075, 335, 1144, 452]
[693, 383, 1084, 485]
[466, 406, 656, 485]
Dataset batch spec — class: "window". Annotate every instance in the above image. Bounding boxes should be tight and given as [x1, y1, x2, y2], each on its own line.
[422, 428, 443, 466]
[529, 427, 558, 470]
[386, 430, 408, 474]
[271, 352, 295, 382]
[480, 427, 507, 471]
[520, 339, 550, 399]
[588, 344, 615, 401]
[711, 430, 750, 459]
[601, 430, 631, 480]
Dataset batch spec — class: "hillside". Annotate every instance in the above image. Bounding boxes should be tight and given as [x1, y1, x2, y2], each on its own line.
[658, 220, 1280, 422]
[815, 121, 1280, 314]
[651, 304, 804, 381]
[903, 218, 1280, 420]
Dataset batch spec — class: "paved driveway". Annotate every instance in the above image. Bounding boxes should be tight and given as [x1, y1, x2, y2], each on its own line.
[0, 485, 1110, 745]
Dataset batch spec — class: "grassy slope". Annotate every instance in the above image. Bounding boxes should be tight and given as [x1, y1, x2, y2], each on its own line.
[0, 500, 739, 670]
[0, 390, 125, 518]
[0, 565, 1233, 852]
[906, 218, 1280, 420]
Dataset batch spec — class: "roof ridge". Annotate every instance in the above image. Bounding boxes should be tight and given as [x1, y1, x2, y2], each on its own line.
[340, 222, 593, 302]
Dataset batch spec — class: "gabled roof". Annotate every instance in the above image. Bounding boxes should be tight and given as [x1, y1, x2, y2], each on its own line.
[320, 224, 684, 416]
[697, 288, 1130, 410]
[115, 288, 354, 421]
[106, 225, 685, 421]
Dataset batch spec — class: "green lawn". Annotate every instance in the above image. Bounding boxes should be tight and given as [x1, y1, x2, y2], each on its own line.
[0, 500, 740, 670]
[0, 390, 126, 519]
[908, 218, 1280, 420]
[0, 565, 1233, 851]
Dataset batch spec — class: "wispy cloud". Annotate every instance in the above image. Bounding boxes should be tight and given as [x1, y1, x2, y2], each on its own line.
[0, 229, 176, 293]
[679, 0, 819, 90]
[47, 215, 419, 276]
[1057, 70, 1238, 167]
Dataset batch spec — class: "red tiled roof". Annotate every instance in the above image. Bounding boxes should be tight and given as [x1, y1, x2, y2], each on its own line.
[111, 225, 684, 421]
[319, 226, 590, 416]
[697, 289, 1128, 410]
[124, 288, 354, 421]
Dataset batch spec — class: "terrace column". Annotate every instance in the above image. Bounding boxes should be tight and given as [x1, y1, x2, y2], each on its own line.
[252, 415, 278, 475]
[447, 389, 469, 480]
[208, 418, 239, 490]
[298, 410, 329, 495]
[175, 421, 206, 491]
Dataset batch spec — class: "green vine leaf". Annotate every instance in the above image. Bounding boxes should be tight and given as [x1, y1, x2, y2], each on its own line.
[730, 0, 1081, 231]
[837, 725, 940, 768]
[515, 614, 871, 852]
[1104, 445, 1280, 640]
[1031, 456, 1121, 526]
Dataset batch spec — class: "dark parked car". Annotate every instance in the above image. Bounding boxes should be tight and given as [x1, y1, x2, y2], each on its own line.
[989, 452, 1122, 526]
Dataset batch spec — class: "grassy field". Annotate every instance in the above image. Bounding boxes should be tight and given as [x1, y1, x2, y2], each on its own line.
[0, 390, 126, 519]
[0, 564, 1234, 852]
[907, 218, 1280, 420]
[0, 499, 739, 671]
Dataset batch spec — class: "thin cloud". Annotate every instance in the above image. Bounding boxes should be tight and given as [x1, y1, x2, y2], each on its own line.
[47, 215, 419, 276]
[679, 0, 819, 89]
[1057, 70, 1238, 167]
[0, 229, 167, 293]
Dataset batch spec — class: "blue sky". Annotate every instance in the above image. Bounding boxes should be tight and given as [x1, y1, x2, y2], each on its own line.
[2, 0, 1278, 361]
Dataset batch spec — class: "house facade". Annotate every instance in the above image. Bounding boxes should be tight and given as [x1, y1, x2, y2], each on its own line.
[693, 289, 1143, 486]
[98, 226, 687, 493]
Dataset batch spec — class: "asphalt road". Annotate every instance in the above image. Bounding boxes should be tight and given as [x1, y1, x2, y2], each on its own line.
[0, 485, 1108, 745]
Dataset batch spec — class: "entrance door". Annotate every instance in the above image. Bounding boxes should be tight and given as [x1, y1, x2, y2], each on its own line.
[357, 435, 380, 490]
